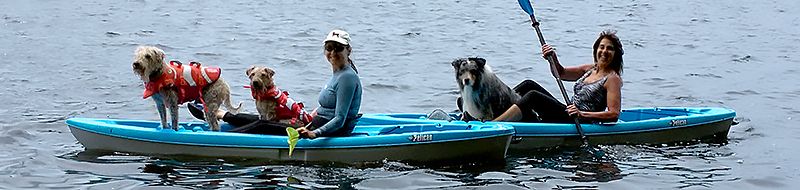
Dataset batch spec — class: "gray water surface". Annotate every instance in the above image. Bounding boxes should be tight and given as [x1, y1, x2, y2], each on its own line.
[1, 0, 798, 189]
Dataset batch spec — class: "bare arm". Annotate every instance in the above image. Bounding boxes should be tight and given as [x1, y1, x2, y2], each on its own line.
[561, 64, 595, 81]
[541, 44, 594, 81]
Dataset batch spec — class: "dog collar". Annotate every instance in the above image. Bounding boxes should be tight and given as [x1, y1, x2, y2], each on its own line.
[251, 86, 284, 101]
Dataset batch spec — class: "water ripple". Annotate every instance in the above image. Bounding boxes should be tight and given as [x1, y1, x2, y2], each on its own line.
[686, 73, 723, 78]
[0, 0, 797, 188]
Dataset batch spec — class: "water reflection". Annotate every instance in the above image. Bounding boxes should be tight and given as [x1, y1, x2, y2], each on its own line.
[515, 147, 624, 183]
[4, 0, 790, 187]
[57, 139, 744, 189]
[607, 142, 738, 189]
[61, 149, 516, 189]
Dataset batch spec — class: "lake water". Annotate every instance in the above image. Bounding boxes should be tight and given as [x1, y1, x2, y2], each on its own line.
[1, 0, 798, 189]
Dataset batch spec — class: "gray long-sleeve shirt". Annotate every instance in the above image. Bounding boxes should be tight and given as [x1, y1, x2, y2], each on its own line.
[313, 65, 362, 136]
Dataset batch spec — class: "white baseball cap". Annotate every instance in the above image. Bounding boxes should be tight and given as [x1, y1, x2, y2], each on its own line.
[323, 29, 350, 46]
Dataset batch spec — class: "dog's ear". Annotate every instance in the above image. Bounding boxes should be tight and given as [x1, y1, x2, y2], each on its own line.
[264, 67, 275, 77]
[451, 59, 461, 69]
[246, 65, 256, 77]
[471, 57, 486, 68]
[150, 47, 165, 61]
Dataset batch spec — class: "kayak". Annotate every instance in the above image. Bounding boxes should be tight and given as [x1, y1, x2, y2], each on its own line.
[65, 118, 514, 163]
[358, 107, 736, 151]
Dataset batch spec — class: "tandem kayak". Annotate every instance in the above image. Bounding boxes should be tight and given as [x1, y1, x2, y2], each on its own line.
[359, 107, 736, 151]
[66, 118, 514, 163]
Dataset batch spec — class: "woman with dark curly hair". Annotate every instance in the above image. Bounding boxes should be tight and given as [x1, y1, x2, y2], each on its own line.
[494, 30, 624, 123]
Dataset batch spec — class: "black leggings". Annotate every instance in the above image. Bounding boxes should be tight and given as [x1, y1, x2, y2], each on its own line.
[514, 80, 574, 123]
[221, 113, 330, 135]
[186, 101, 338, 135]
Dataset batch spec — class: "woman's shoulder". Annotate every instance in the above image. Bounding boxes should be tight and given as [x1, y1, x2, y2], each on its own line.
[339, 69, 359, 79]
[336, 69, 361, 85]
[605, 72, 621, 80]
[604, 72, 622, 87]
[577, 63, 596, 72]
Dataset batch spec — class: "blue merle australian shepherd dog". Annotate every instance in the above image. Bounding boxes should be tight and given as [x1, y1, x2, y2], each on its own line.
[452, 57, 520, 121]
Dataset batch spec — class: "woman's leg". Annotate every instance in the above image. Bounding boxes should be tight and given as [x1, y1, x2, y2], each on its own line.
[307, 116, 331, 131]
[187, 101, 289, 134]
[517, 90, 572, 123]
[493, 104, 524, 122]
[188, 102, 260, 126]
[494, 80, 555, 122]
[483, 80, 565, 122]
[220, 112, 260, 127]
[227, 119, 290, 135]
[514, 79, 556, 99]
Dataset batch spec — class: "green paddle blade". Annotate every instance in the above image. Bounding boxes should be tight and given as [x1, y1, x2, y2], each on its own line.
[286, 127, 300, 157]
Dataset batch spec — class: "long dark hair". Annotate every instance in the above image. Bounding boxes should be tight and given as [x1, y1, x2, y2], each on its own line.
[348, 57, 358, 74]
[592, 30, 624, 75]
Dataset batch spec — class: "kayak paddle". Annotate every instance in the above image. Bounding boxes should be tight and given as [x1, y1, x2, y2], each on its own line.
[286, 127, 300, 157]
[517, 0, 589, 147]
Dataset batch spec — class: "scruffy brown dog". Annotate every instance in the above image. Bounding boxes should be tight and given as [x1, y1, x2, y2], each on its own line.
[246, 65, 312, 127]
[132, 45, 241, 131]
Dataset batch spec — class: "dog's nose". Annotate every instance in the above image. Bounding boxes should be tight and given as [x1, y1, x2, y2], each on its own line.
[132, 62, 141, 69]
[463, 78, 470, 85]
[252, 81, 261, 88]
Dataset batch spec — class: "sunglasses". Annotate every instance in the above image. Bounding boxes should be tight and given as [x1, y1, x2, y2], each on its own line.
[324, 42, 346, 52]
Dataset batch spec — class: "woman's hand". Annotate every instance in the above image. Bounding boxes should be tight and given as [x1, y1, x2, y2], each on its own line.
[309, 107, 318, 118]
[296, 127, 318, 139]
[542, 44, 555, 59]
[566, 104, 582, 118]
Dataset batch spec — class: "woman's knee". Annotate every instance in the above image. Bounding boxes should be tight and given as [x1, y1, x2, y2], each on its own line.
[518, 91, 547, 105]
[515, 80, 545, 94]
[514, 80, 535, 90]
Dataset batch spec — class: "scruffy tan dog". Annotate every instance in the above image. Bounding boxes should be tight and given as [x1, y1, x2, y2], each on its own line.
[246, 65, 312, 127]
[132, 45, 241, 131]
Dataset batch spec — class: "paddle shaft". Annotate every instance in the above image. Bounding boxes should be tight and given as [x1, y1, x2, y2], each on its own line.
[526, 14, 588, 144]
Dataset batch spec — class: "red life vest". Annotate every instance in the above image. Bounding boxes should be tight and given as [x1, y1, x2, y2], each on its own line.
[251, 86, 313, 126]
[142, 61, 221, 105]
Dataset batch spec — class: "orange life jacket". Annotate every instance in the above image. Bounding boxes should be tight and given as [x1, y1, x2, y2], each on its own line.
[142, 61, 221, 105]
[250, 86, 313, 126]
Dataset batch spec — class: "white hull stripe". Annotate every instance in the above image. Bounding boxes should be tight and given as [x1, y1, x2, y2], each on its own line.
[200, 67, 213, 83]
[182, 66, 197, 86]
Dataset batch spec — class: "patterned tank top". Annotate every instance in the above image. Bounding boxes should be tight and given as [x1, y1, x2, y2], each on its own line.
[572, 69, 608, 112]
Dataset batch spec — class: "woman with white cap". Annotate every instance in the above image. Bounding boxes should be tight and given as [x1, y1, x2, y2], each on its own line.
[296, 29, 362, 138]
[186, 29, 362, 138]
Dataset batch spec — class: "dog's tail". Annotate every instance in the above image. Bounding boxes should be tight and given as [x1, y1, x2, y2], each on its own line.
[224, 96, 243, 114]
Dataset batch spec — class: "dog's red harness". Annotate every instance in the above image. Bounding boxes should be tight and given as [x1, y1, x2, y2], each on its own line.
[250, 86, 313, 126]
[142, 61, 221, 108]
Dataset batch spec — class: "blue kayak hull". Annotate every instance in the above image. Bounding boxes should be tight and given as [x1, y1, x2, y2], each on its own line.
[359, 107, 736, 150]
[66, 118, 514, 163]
